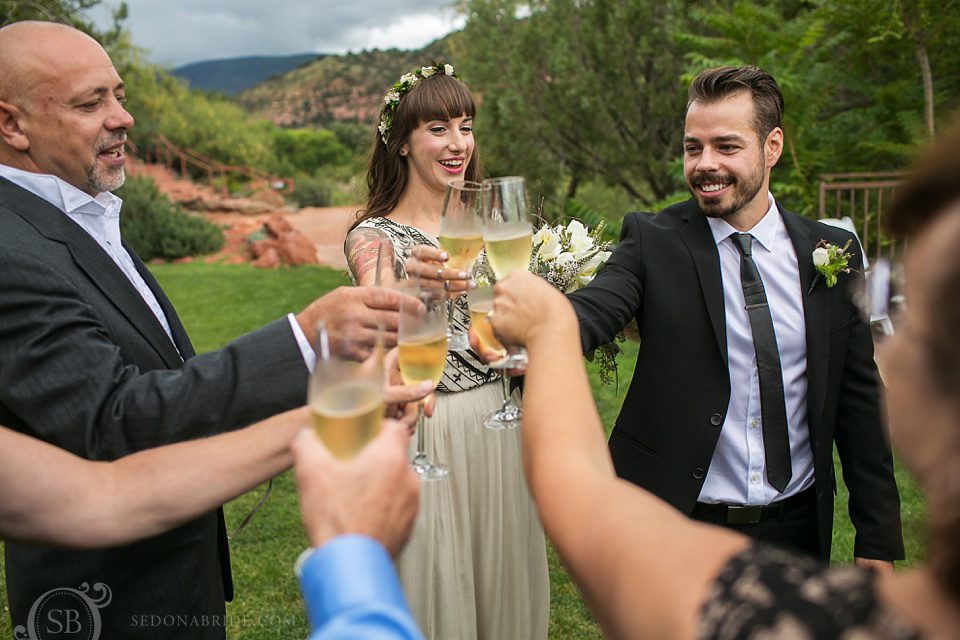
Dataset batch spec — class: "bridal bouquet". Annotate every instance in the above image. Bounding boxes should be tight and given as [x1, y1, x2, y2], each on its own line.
[531, 219, 611, 293]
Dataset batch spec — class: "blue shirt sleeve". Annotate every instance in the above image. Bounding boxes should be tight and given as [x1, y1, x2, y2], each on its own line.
[298, 534, 424, 640]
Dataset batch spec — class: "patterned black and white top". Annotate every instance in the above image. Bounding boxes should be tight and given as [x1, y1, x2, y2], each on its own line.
[698, 544, 925, 640]
[350, 216, 497, 393]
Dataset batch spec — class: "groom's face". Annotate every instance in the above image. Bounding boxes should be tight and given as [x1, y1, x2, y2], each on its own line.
[683, 91, 780, 220]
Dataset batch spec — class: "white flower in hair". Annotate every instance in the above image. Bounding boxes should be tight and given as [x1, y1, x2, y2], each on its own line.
[384, 91, 400, 104]
[444, 64, 455, 75]
[400, 73, 418, 85]
[421, 66, 436, 77]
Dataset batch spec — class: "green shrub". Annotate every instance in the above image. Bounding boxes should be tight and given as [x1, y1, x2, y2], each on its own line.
[287, 173, 334, 208]
[118, 175, 224, 261]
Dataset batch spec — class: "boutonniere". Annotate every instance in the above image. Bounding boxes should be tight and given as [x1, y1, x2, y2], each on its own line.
[807, 239, 853, 295]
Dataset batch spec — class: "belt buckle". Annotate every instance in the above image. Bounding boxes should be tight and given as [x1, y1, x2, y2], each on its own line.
[726, 505, 762, 525]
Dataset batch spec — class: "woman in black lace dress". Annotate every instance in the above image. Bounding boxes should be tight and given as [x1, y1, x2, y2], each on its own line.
[480, 125, 960, 638]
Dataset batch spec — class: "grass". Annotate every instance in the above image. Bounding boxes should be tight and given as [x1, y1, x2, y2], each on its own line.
[0, 262, 925, 639]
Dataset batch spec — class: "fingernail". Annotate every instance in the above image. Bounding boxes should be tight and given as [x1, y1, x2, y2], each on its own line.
[418, 381, 434, 393]
[439, 252, 449, 260]
[467, 279, 477, 289]
[457, 271, 468, 279]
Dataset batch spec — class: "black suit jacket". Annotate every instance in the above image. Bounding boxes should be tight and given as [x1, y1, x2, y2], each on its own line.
[0, 178, 309, 637]
[569, 198, 904, 561]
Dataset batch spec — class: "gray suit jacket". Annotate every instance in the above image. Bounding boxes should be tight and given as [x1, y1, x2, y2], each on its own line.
[0, 177, 308, 637]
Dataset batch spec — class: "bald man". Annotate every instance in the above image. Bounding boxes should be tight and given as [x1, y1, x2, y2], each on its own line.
[0, 21, 410, 638]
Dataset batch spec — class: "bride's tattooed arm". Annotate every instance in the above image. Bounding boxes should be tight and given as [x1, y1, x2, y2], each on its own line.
[345, 227, 393, 285]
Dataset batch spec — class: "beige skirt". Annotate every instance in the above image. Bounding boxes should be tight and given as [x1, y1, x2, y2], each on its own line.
[395, 382, 550, 640]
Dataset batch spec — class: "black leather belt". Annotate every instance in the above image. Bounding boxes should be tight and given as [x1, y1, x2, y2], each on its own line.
[692, 487, 815, 525]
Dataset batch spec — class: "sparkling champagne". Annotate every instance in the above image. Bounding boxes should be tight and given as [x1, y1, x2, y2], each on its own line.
[398, 333, 448, 388]
[468, 302, 507, 357]
[439, 233, 484, 272]
[483, 225, 532, 279]
[310, 380, 384, 459]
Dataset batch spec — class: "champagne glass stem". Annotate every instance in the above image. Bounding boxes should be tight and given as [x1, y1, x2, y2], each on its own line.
[414, 402, 426, 461]
[500, 370, 511, 408]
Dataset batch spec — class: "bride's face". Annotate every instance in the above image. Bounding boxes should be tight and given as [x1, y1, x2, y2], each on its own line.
[401, 114, 475, 196]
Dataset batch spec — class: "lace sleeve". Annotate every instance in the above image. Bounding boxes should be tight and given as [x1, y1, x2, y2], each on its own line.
[697, 544, 923, 640]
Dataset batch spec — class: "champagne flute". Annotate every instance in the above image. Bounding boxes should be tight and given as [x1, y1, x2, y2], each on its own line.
[480, 176, 532, 430]
[466, 284, 523, 429]
[438, 180, 485, 351]
[307, 321, 385, 459]
[398, 279, 450, 479]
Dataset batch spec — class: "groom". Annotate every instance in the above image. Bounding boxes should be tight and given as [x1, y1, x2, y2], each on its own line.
[0, 20, 408, 638]
[569, 65, 904, 566]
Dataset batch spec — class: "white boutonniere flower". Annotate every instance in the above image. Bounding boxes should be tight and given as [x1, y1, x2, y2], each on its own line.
[808, 239, 853, 294]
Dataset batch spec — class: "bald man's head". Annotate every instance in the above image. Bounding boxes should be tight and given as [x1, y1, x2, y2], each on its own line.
[0, 21, 105, 104]
[0, 20, 134, 194]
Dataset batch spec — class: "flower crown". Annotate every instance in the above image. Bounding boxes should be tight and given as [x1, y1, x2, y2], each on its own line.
[378, 62, 457, 145]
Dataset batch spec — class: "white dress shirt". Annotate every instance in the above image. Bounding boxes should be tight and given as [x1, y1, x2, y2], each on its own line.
[699, 194, 815, 505]
[0, 163, 180, 350]
[0, 164, 316, 369]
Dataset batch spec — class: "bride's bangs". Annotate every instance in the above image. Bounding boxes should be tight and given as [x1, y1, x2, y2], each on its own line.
[403, 75, 476, 125]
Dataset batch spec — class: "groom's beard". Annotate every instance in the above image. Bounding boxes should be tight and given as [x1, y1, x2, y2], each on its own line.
[688, 162, 765, 219]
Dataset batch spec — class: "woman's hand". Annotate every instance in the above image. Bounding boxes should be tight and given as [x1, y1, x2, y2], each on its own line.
[489, 271, 577, 348]
[405, 245, 475, 295]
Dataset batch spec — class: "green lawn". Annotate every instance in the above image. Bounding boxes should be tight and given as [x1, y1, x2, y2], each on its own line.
[0, 262, 925, 639]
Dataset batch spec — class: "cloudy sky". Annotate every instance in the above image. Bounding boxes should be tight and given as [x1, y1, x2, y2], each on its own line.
[86, 0, 466, 68]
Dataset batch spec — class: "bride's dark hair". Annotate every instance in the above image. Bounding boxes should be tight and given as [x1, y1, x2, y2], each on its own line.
[352, 73, 482, 230]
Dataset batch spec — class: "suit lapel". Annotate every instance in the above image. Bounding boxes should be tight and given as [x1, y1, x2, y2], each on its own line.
[1, 179, 184, 368]
[678, 202, 728, 366]
[126, 244, 195, 360]
[781, 207, 830, 431]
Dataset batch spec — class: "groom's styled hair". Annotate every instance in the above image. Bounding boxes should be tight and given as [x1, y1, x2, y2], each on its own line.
[687, 65, 784, 143]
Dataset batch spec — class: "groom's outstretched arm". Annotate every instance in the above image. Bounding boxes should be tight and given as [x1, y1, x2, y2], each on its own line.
[567, 212, 646, 354]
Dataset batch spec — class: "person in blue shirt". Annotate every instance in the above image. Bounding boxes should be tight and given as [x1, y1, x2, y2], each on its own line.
[291, 419, 424, 640]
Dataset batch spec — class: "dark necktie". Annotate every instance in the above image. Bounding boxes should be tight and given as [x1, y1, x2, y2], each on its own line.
[729, 233, 792, 493]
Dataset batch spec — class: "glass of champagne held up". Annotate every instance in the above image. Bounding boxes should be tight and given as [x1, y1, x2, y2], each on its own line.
[466, 283, 523, 427]
[480, 176, 533, 429]
[308, 321, 385, 459]
[398, 274, 451, 479]
[438, 180, 485, 351]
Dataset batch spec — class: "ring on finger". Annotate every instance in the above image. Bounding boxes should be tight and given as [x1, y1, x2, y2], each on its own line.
[444, 280, 450, 291]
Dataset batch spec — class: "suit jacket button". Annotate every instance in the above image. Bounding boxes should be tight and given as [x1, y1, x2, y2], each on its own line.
[692, 467, 705, 479]
[710, 413, 723, 426]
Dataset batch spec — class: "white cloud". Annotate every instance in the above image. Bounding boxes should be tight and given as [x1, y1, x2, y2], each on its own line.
[334, 12, 466, 53]
[86, 0, 465, 67]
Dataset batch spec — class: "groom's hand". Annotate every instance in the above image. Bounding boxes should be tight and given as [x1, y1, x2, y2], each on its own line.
[296, 286, 402, 355]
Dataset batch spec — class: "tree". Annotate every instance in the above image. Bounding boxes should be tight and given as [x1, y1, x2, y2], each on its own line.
[0, 0, 127, 46]
[461, 0, 693, 210]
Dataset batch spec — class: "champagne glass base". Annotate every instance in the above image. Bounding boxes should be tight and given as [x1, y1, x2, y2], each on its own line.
[483, 404, 521, 430]
[447, 330, 471, 352]
[412, 455, 449, 480]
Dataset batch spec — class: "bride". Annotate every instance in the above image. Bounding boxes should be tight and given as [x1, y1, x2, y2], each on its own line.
[342, 63, 549, 640]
